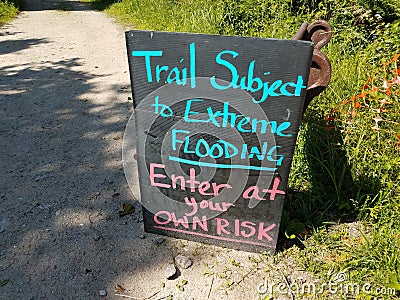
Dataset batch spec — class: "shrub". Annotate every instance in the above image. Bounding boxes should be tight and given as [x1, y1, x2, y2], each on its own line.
[0, 0, 18, 26]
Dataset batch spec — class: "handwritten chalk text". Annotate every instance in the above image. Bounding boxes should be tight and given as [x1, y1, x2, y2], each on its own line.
[183, 99, 292, 136]
[132, 43, 306, 103]
[171, 129, 283, 166]
[153, 210, 276, 242]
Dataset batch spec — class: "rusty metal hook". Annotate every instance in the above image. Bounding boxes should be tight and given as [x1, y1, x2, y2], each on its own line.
[293, 20, 332, 112]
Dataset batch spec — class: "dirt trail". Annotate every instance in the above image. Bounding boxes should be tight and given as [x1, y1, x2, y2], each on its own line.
[0, 1, 311, 299]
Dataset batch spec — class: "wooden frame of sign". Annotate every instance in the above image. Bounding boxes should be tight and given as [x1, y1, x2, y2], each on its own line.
[125, 30, 313, 253]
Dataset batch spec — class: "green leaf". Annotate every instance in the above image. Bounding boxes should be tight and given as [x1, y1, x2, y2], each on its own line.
[389, 272, 399, 284]
[119, 203, 134, 217]
[285, 232, 296, 239]
[285, 221, 305, 239]
[387, 283, 400, 290]
[388, 272, 400, 290]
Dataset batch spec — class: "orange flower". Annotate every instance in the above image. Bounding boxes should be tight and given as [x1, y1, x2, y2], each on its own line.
[371, 87, 379, 93]
[358, 92, 367, 99]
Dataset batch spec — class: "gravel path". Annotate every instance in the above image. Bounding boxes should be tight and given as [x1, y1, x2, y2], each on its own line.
[0, 1, 317, 299]
[0, 1, 142, 299]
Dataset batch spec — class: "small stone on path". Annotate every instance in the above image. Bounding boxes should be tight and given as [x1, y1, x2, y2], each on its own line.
[99, 289, 107, 296]
[165, 264, 177, 279]
[175, 255, 192, 269]
[152, 236, 164, 245]
[93, 232, 102, 241]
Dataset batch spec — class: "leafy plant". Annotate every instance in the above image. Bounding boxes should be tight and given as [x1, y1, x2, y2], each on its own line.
[0, 0, 18, 26]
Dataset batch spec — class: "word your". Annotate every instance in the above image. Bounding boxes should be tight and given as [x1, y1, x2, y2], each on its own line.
[131, 44, 306, 103]
[184, 196, 234, 216]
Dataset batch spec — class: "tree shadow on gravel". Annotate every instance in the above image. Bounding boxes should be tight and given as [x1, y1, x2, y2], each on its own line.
[0, 55, 176, 299]
[21, 0, 93, 11]
[0, 38, 49, 55]
[277, 108, 381, 251]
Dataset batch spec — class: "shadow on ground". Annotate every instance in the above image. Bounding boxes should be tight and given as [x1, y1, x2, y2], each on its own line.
[277, 107, 381, 251]
[0, 38, 173, 298]
[0, 38, 49, 55]
[21, 0, 93, 11]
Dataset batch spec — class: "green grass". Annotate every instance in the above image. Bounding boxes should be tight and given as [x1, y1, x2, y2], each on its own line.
[0, 0, 18, 26]
[85, 0, 400, 297]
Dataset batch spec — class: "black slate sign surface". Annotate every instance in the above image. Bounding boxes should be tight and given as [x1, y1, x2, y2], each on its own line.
[125, 30, 313, 253]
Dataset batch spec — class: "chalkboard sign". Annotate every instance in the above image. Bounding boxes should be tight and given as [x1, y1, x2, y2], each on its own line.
[124, 30, 313, 253]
